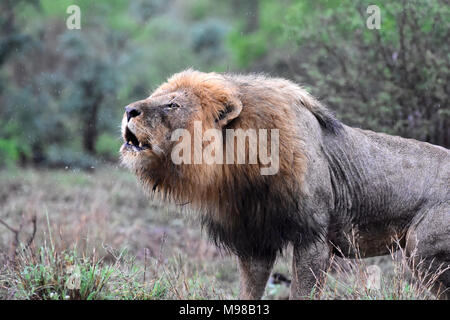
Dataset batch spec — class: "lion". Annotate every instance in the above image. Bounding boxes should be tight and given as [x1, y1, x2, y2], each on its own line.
[120, 69, 450, 299]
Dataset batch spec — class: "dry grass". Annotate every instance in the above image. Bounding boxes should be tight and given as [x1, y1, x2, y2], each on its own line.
[0, 166, 236, 300]
[0, 166, 446, 300]
[314, 238, 449, 300]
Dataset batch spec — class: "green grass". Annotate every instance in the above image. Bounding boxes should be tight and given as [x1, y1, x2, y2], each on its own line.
[2, 244, 232, 300]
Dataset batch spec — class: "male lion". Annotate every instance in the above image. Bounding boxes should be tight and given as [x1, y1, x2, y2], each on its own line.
[120, 69, 450, 299]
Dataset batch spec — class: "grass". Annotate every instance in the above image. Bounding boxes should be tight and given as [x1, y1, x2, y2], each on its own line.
[0, 166, 236, 300]
[314, 240, 449, 300]
[3, 243, 227, 300]
[0, 166, 446, 300]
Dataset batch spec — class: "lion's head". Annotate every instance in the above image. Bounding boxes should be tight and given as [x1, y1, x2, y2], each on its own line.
[120, 69, 243, 184]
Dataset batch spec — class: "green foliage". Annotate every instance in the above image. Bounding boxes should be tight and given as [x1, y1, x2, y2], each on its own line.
[0, 121, 31, 167]
[0, 0, 234, 168]
[192, 20, 228, 62]
[0, 0, 448, 169]
[95, 133, 122, 161]
[189, 0, 213, 20]
[249, 0, 450, 147]
[228, 26, 267, 68]
[0, 139, 20, 167]
[227, 0, 287, 68]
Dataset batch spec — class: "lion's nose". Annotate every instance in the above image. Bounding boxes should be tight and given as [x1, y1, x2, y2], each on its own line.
[125, 106, 141, 122]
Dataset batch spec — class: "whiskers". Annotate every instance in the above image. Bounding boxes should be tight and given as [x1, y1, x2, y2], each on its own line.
[131, 122, 164, 157]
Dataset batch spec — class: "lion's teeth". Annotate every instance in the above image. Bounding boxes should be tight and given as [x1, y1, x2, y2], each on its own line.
[139, 142, 143, 148]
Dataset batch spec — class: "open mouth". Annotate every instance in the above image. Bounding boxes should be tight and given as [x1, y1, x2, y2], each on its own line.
[123, 126, 150, 151]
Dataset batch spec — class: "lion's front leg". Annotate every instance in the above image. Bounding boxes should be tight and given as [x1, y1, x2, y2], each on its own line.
[238, 256, 275, 300]
[290, 240, 331, 299]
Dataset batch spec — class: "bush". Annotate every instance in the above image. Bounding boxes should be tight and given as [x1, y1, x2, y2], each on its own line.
[0, 139, 21, 168]
[95, 133, 122, 162]
[240, 0, 450, 148]
[45, 146, 98, 170]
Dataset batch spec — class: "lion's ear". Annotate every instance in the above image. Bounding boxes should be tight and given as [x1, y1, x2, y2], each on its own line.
[216, 98, 242, 127]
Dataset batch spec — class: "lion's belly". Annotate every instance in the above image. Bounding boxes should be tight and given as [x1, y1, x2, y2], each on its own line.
[328, 219, 408, 258]
[330, 232, 396, 258]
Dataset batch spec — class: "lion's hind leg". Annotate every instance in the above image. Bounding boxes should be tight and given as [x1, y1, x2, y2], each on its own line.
[406, 204, 450, 300]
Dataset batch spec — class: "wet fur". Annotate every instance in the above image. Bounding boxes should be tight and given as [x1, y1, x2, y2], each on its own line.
[126, 70, 340, 259]
[121, 69, 450, 299]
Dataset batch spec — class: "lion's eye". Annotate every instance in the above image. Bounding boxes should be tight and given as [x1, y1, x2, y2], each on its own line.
[163, 103, 180, 110]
